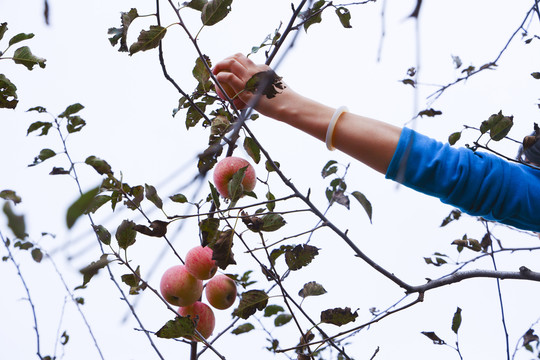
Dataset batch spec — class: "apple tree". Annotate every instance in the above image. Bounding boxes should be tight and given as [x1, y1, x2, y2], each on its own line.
[2, 1, 540, 360]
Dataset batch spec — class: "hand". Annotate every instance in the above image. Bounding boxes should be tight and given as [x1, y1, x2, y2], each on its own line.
[212, 53, 287, 116]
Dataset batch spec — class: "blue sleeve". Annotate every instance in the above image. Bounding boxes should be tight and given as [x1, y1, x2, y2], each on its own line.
[385, 127, 540, 233]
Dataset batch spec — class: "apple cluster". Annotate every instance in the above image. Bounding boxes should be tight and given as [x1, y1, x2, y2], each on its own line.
[160, 245, 237, 341]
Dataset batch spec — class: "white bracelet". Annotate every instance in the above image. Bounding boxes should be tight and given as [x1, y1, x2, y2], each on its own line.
[325, 106, 348, 151]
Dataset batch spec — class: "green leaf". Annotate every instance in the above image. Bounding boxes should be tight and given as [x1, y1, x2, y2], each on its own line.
[232, 290, 269, 319]
[66, 115, 86, 133]
[401, 78, 416, 87]
[186, 102, 206, 128]
[480, 110, 513, 140]
[285, 244, 319, 271]
[27, 121, 52, 136]
[265, 191, 275, 212]
[351, 191, 372, 223]
[274, 314, 292, 327]
[27, 106, 47, 113]
[169, 193, 188, 203]
[244, 70, 285, 99]
[421, 331, 446, 344]
[0, 189, 22, 204]
[92, 224, 111, 245]
[28, 148, 56, 167]
[231, 323, 254, 335]
[85, 156, 113, 175]
[249, 28, 281, 55]
[155, 316, 196, 339]
[192, 55, 212, 89]
[265, 160, 280, 172]
[108, 8, 139, 52]
[199, 217, 220, 247]
[121, 265, 144, 294]
[321, 307, 358, 327]
[261, 213, 286, 232]
[423, 255, 448, 267]
[116, 220, 137, 249]
[298, 281, 327, 298]
[84, 195, 111, 214]
[129, 25, 167, 55]
[59, 103, 84, 118]
[134, 220, 168, 238]
[31, 248, 43, 263]
[201, 0, 233, 26]
[60, 331, 69, 346]
[452, 235, 482, 253]
[14, 240, 33, 250]
[451, 307, 462, 334]
[302, 0, 325, 32]
[79, 254, 111, 287]
[335, 7, 352, 28]
[66, 187, 100, 229]
[321, 160, 338, 178]
[9, 33, 35, 46]
[264, 304, 284, 317]
[490, 114, 513, 141]
[0, 23, 7, 42]
[209, 228, 236, 269]
[3, 202, 26, 239]
[269, 246, 286, 266]
[227, 165, 248, 204]
[418, 108, 442, 118]
[125, 185, 144, 210]
[209, 115, 231, 144]
[243, 137, 261, 164]
[12, 46, 46, 70]
[440, 209, 461, 227]
[0, 74, 18, 109]
[145, 184, 163, 210]
[448, 131, 461, 146]
[185, 0, 208, 11]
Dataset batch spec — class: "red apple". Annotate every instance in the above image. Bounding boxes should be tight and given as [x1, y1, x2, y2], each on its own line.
[185, 245, 218, 280]
[160, 265, 203, 307]
[213, 156, 256, 199]
[177, 301, 216, 341]
[205, 274, 237, 310]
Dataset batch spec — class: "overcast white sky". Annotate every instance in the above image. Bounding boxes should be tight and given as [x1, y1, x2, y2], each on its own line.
[2, 1, 540, 360]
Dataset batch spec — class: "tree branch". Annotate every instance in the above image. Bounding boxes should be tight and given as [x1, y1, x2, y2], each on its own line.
[1, 231, 44, 359]
[407, 267, 540, 294]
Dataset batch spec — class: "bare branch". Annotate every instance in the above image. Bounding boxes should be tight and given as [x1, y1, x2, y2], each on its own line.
[1, 231, 44, 359]
[408, 267, 540, 294]
[428, 3, 538, 101]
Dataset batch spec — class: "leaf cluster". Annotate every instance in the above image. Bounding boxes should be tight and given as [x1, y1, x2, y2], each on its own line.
[322, 160, 372, 222]
[0, 23, 46, 109]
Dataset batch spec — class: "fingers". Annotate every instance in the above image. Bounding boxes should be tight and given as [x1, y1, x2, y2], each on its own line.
[214, 71, 238, 90]
[213, 53, 269, 82]
[212, 53, 247, 76]
[212, 53, 276, 110]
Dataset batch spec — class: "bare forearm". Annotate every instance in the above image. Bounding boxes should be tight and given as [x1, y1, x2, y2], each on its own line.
[213, 54, 402, 174]
[265, 88, 402, 174]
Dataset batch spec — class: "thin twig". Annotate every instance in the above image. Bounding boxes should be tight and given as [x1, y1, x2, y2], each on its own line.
[428, 3, 538, 101]
[52, 111, 166, 359]
[277, 293, 424, 353]
[1, 231, 44, 360]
